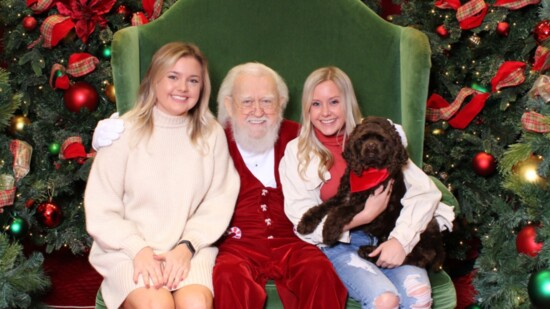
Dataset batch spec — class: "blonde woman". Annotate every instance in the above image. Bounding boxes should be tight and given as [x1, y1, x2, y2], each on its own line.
[280, 66, 454, 308]
[85, 42, 240, 309]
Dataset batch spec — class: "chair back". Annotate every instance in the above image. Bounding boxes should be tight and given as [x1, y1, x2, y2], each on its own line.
[111, 0, 431, 164]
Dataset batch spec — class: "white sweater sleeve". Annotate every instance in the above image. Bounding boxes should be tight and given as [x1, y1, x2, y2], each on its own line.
[180, 124, 240, 252]
[279, 139, 350, 245]
[388, 159, 441, 254]
[84, 132, 148, 259]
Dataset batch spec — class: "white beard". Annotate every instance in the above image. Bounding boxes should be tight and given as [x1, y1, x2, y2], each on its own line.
[231, 116, 281, 153]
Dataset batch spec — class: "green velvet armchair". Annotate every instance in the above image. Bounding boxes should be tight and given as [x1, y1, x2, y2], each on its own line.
[96, 0, 458, 308]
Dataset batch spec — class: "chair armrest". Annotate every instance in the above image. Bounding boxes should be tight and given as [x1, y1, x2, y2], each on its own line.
[430, 176, 460, 214]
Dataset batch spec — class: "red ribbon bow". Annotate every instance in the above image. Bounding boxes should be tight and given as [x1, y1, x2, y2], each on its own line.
[349, 168, 390, 193]
[494, 0, 540, 10]
[26, 0, 55, 13]
[490, 61, 526, 92]
[60, 136, 95, 161]
[522, 112, 550, 133]
[456, 0, 488, 30]
[426, 88, 490, 129]
[49, 53, 99, 90]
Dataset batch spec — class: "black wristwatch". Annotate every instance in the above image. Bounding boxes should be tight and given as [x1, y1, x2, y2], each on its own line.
[177, 240, 196, 256]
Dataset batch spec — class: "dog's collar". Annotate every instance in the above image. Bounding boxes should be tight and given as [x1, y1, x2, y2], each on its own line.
[349, 168, 389, 193]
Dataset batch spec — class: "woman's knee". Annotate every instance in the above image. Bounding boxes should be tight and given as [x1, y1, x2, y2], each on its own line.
[122, 288, 175, 309]
[373, 292, 399, 309]
[174, 284, 213, 309]
[404, 276, 432, 309]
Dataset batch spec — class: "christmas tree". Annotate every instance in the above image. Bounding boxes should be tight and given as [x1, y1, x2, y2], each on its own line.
[392, 0, 550, 308]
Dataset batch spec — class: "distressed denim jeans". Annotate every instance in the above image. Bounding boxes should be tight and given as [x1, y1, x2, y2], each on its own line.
[321, 230, 431, 308]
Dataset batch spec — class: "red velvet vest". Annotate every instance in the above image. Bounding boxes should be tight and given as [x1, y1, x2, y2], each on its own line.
[221, 120, 300, 245]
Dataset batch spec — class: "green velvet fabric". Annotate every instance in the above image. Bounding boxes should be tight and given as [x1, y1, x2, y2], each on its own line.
[107, 0, 457, 308]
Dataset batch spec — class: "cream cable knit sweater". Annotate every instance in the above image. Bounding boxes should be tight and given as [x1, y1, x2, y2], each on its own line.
[85, 107, 239, 308]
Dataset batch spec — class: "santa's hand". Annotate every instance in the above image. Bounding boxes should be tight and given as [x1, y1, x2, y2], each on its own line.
[92, 112, 124, 150]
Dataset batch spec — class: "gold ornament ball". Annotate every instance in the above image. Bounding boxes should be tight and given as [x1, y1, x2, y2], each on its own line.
[432, 128, 445, 136]
[9, 115, 31, 135]
[513, 155, 547, 186]
[105, 84, 116, 103]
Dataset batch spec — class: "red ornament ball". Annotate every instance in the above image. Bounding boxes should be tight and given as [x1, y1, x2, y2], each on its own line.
[22, 16, 37, 31]
[436, 25, 449, 38]
[534, 20, 550, 44]
[25, 199, 35, 208]
[472, 152, 496, 177]
[117, 5, 131, 20]
[517, 224, 543, 257]
[64, 82, 99, 113]
[496, 22, 509, 37]
[36, 201, 63, 228]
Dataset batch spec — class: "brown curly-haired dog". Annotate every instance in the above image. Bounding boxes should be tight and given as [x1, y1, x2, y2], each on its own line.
[297, 116, 445, 271]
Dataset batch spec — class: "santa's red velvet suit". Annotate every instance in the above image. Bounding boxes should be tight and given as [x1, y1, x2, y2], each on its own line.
[213, 120, 347, 309]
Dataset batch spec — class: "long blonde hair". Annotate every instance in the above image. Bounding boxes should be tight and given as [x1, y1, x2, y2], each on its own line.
[297, 66, 362, 180]
[124, 42, 214, 148]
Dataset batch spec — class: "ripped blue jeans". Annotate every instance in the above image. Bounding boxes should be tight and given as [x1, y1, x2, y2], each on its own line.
[321, 230, 431, 309]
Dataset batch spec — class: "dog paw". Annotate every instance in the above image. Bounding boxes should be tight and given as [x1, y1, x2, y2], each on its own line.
[322, 222, 344, 245]
[297, 218, 316, 235]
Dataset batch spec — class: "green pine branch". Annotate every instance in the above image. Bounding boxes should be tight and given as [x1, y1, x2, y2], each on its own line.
[0, 233, 50, 309]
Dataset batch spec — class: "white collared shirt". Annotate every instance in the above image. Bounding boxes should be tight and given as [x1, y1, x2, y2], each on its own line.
[237, 143, 277, 188]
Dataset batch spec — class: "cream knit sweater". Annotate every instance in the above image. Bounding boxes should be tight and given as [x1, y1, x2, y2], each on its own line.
[85, 107, 239, 309]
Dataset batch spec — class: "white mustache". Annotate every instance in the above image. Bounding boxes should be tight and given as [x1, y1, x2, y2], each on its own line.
[246, 116, 269, 123]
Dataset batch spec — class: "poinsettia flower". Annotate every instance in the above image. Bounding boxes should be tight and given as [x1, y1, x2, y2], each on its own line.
[56, 0, 116, 43]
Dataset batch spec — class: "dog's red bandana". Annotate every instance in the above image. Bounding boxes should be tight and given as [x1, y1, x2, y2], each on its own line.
[349, 168, 389, 193]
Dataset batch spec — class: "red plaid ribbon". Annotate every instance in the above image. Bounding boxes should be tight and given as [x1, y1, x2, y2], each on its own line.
[528, 75, 550, 102]
[59, 136, 95, 160]
[0, 140, 32, 209]
[27, 0, 54, 13]
[426, 87, 490, 129]
[494, 0, 540, 10]
[522, 112, 550, 133]
[0, 174, 15, 210]
[490, 61, 526, 92]
[533, 46, 550, 72]
[132, 12, 149, 26]
[435, 0, 461, 9]
[48, 53, 98, 89]
[427, 88, 479, 121]
[49, 63, 70, 90]
[0, 187, 16, 210]
[66, 53, 100, 77]
[143, 0, 164, 20]
[457, 0, 488, 30]
[28, 15, 75, 49]
[10, 140, 32, 182]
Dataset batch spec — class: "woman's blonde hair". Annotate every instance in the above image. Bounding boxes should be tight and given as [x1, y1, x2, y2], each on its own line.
[297, 66, 362, 180]
[124, 42, 214, 148]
